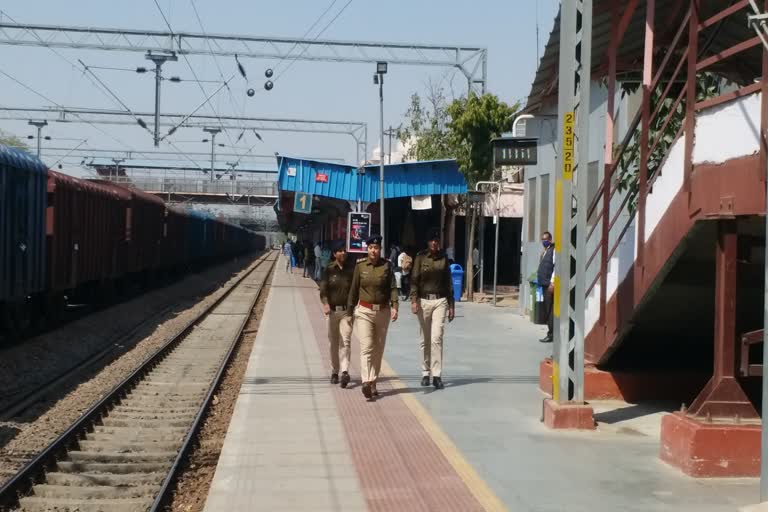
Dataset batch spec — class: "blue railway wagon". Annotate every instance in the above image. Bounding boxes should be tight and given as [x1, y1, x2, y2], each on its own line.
[0, 145, 47, 304]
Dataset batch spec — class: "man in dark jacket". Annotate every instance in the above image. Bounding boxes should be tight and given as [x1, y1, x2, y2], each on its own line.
[537, 231, 555, 343]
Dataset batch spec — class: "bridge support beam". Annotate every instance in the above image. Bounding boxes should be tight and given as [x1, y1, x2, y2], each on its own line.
[660, 220, 760, 477]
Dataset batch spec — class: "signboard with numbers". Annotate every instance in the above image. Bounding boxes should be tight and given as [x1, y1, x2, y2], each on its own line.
[347, 212, 371, 253]
[293, 192, 313, 214]
[491, 137, 538, 166]
[562, 112, 574, 180]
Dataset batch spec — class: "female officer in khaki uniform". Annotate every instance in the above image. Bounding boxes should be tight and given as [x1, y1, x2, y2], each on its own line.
[410, 229, 454, 390]
[347, 235, 398, 400]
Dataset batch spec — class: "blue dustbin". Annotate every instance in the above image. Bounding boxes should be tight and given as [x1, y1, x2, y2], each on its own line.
[450, 264, 463, 303]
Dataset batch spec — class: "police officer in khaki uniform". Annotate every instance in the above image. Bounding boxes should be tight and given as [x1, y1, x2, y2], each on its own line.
[319, 242, 354, 388]
[347, 235, 398, 400]
[410, 229, 455, 390]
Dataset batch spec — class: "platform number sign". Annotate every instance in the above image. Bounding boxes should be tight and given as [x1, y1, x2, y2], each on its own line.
[562, 111, 575, 180]
[294, 192, 313, 214]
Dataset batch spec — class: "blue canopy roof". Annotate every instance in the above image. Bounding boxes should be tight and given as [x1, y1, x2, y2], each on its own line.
[276, 156, 466, 204]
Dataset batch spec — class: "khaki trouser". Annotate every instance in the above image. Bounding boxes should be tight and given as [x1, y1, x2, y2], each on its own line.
[326, 309, 352, 374]
[417, 298, 448, 377]
[354, 306, 390, 383]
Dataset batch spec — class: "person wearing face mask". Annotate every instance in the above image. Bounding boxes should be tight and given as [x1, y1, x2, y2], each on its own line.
[537, 231, 555, 343]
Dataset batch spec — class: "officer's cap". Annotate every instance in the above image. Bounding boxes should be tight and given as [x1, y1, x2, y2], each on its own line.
[366, 235, 382, 246]
[427, 228, 441, 242]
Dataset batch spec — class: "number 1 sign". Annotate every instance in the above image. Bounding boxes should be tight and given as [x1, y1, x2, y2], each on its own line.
[294, 192, 313, 214]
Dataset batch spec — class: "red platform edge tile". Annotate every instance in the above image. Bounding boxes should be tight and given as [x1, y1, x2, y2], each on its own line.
[539, 357, 708, 403]
[299, 284, 485, 512]
[542, 398, 596, 430]
[659, 412, 761, 477]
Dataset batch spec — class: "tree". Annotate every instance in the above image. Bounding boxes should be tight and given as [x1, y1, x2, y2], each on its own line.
[0, 130, 30, 151]
[398, 88, 518, 299]
[447, 92, 519, 187]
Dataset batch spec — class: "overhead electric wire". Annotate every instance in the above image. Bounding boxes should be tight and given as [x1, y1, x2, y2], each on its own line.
[0, 10, 160, 157]
[272, 0, 339, 75]
[189, 0, 252, 159]
[0, 9, 152, 120]
[153, 0, 236, 151]
[274, 0, 355, 82]
[50, 138, 89, 168]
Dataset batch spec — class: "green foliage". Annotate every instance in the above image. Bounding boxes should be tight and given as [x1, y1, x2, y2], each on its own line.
[398, 89, 518, 187]
[617, 73, 721, 212]
[0, 130, 29, 151]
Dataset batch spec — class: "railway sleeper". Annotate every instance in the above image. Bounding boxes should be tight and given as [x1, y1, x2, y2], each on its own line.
[46, 471, 166, 487]
[55, 461, 171, 474]
[66, 450, 176, 464]
[88, 431, 187, 444]
[111, 406, 199, 415]
[105, 410, 196, 421]
[19, 495, 152, 512]
[77, 440, 181, 453]
[29, 483, 161, 500]
[101, 418, 191, 428]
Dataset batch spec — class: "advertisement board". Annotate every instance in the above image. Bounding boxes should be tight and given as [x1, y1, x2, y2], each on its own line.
[347, 212, 371, 253]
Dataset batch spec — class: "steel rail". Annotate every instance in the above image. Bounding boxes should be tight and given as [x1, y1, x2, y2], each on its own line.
[0, 251, 275, 510]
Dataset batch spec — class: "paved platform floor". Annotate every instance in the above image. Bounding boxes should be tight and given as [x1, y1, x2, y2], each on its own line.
[205, 256, 760, 512]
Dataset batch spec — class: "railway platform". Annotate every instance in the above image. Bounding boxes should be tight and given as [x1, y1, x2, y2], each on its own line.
[203, 256, 759, 512]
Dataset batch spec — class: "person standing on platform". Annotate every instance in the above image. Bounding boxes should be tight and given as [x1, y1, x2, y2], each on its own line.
[283, 240, 294, 273]
[303, 242, 315, 279]
[398, 248, 413, 300]
[347, 235, 398, 400]
[314, 241, 323, 281]
[410, 229, 454, 390]
[319, 243, 354, 388]
[537, 231, 555, 343]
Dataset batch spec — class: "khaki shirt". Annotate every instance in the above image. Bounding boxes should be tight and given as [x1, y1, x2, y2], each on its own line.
[410, 250, 454, 306]
[347, 258, 399, 310]
[319, 260, 355, 307]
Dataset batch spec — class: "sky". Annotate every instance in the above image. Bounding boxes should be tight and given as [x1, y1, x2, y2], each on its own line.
[0, 0, 559, 175]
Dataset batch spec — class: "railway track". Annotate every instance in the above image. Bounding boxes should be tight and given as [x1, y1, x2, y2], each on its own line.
[0, 251, 277, 512]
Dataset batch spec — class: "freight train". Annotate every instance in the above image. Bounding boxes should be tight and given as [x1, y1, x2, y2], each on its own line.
[0, 144, 265, 338]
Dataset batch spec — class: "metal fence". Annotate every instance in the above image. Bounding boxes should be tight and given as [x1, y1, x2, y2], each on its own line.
[97, 176, 278, 197]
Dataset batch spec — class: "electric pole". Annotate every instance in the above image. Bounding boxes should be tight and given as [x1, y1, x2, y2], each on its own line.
[28, 120, 47, 158]
[145, 50, 178, 147]
[203, 127, 222, 182]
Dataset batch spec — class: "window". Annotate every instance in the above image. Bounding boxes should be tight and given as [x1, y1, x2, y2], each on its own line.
[540, 174, 550, 236]
[527, 177, 537, 242]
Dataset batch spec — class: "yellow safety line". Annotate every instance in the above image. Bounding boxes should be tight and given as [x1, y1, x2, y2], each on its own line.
[380, 360, 508, 512]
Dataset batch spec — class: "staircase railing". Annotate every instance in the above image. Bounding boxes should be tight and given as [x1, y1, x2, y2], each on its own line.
[585, 0, 764, 331]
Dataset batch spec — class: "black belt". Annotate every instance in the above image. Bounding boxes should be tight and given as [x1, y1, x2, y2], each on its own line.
[329, 305, 348, 312]
[419, 293, 448, 300]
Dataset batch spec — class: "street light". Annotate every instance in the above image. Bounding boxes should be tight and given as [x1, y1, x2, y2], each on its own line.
[111, 158, 125, 181]
[476, 180, 503, 306]
[203, 127, 222, 182]
[374, 62, 387, 252]
[28, 120, 48, 158]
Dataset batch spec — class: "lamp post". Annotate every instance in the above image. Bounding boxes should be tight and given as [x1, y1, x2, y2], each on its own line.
[28, 120, 48, 158]
[476, 180, 502, 306]
[203, 127, 222, 182]
[145, 50, 178, 147]
[374, 62, 387, 252]
[111, 158, 125, 181]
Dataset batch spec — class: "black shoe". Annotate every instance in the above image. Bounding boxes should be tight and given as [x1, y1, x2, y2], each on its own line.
[362, 382, 372, 399]
[539, 335, 553, 343]
[433, 377, 444, 390]
[372, 383, 379, 396]
[421, 376, 431, 387]
[331, 373, 339, 384]
[340, 372, 350, 388]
